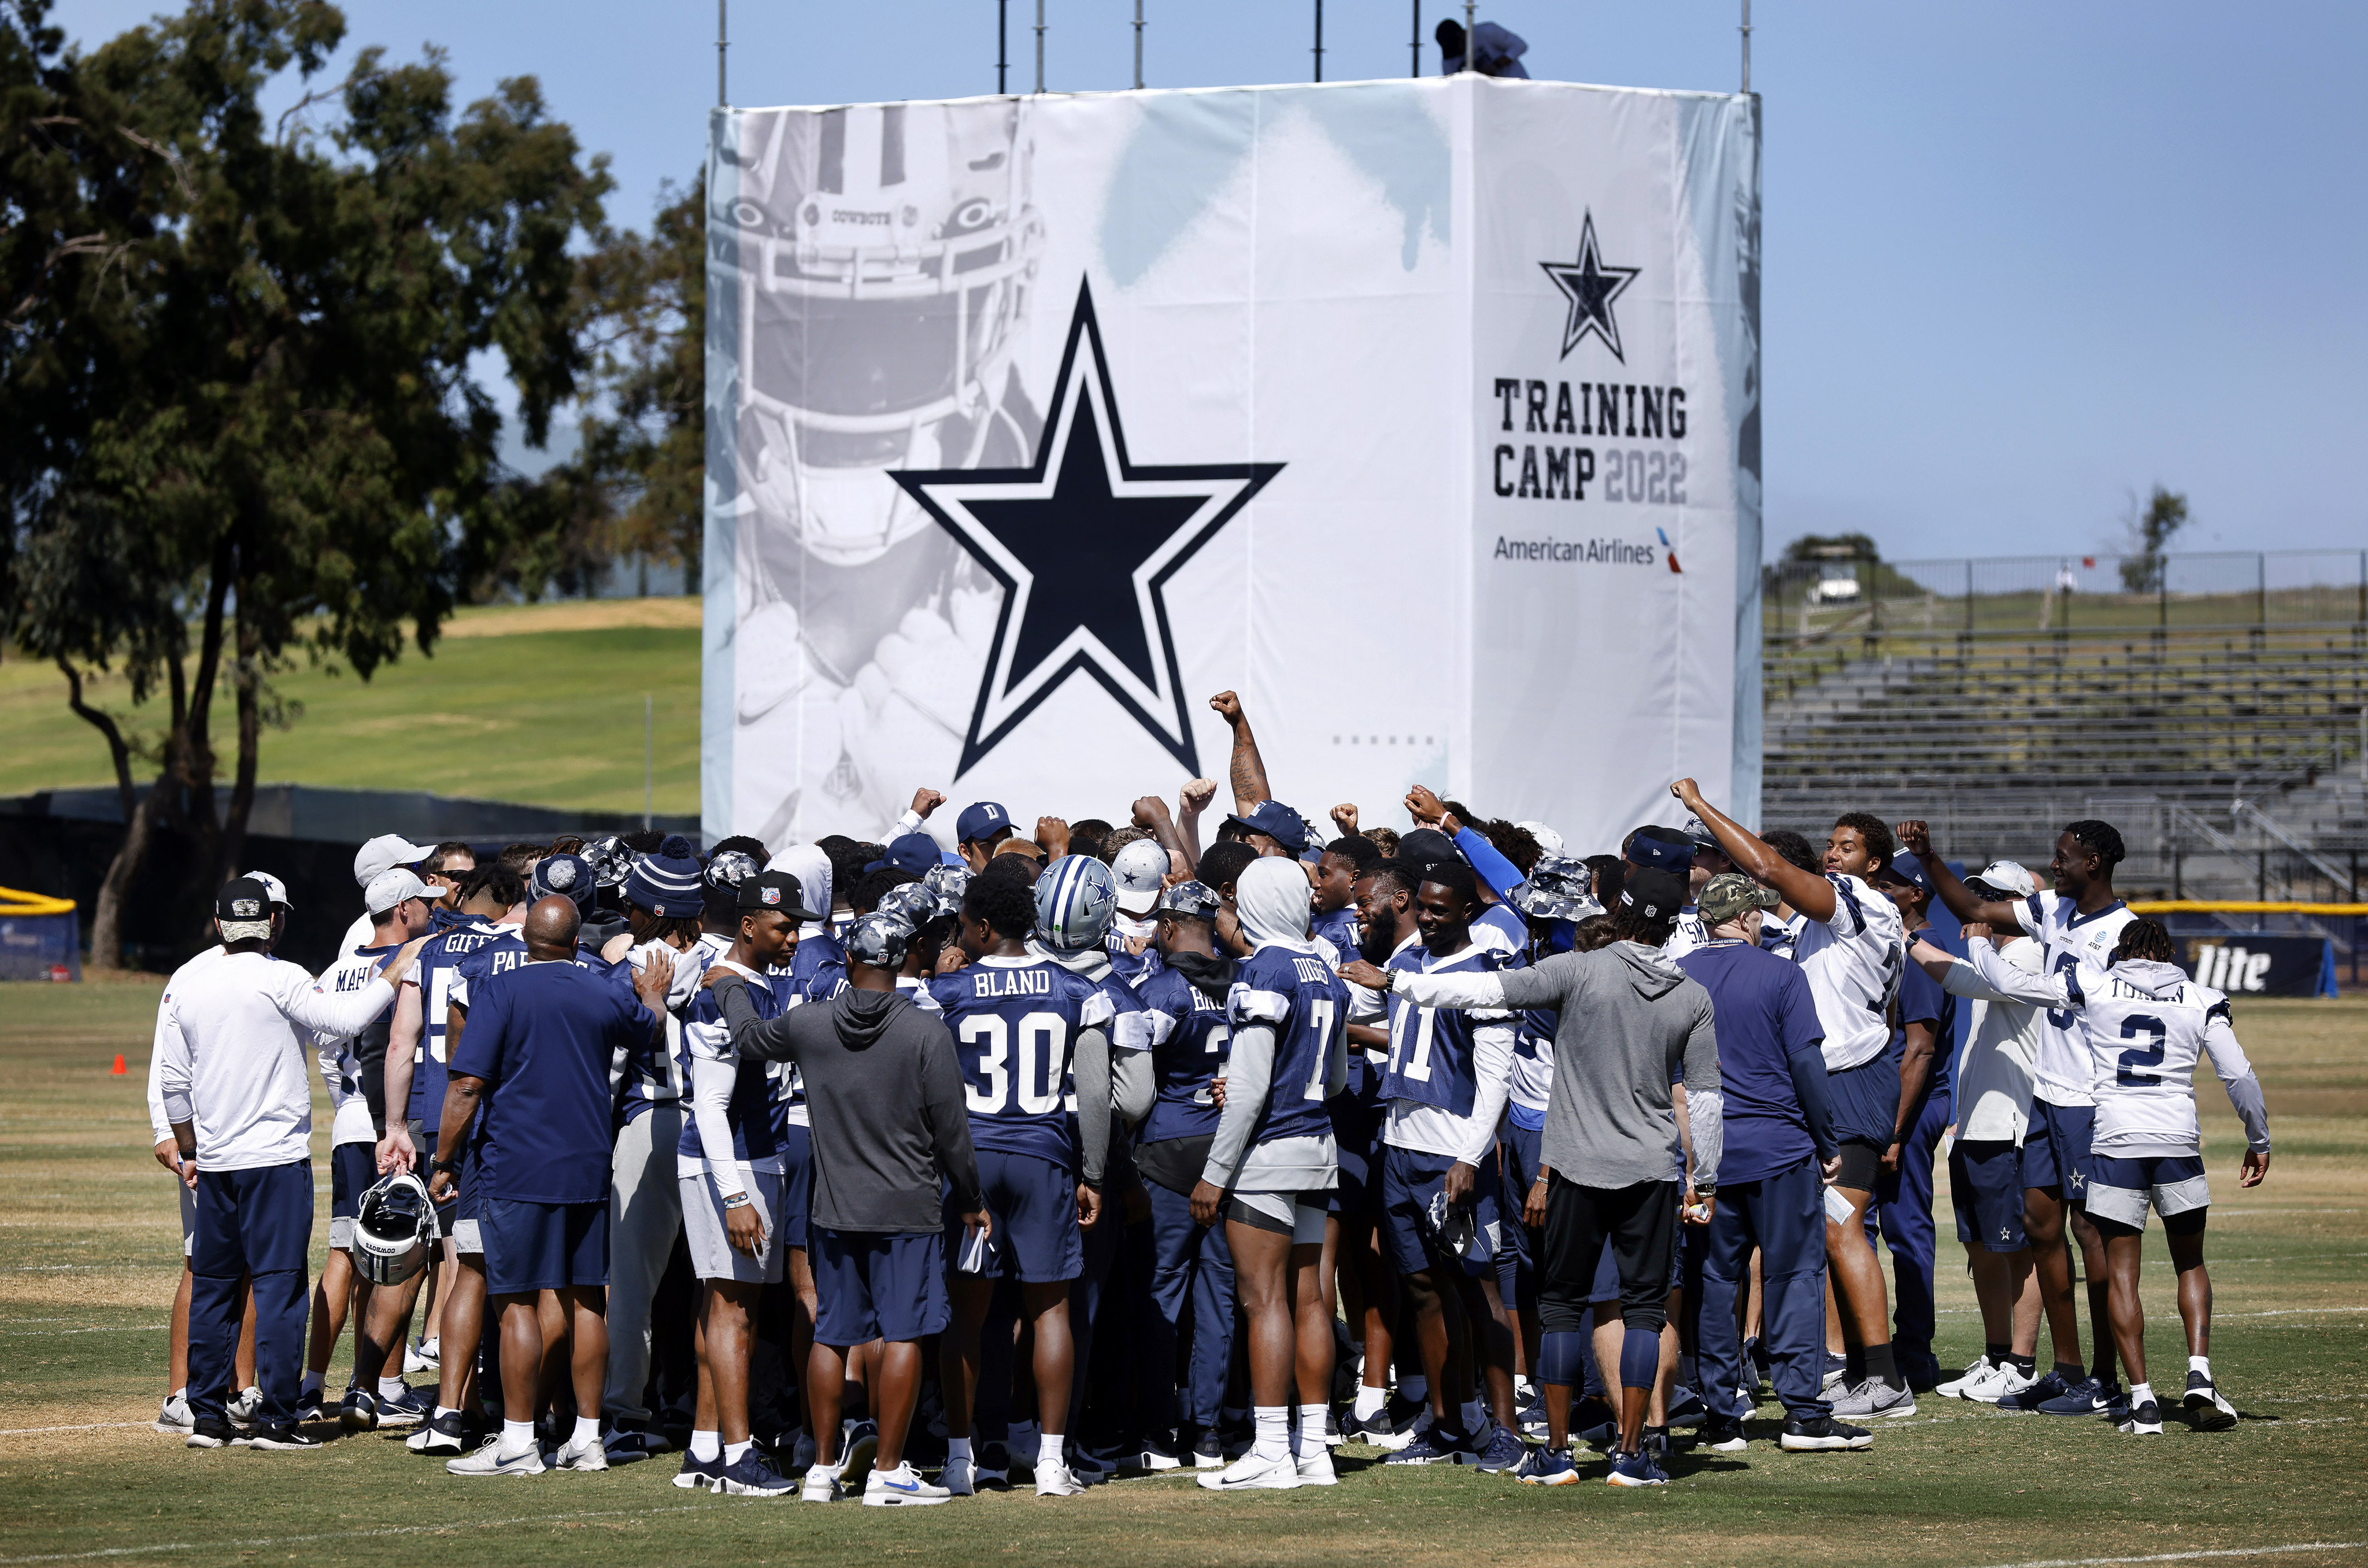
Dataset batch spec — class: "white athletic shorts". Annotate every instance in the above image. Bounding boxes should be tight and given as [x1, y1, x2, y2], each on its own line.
[681, 1170, 786, 1284]
[1225, 1189, 1327, 1245]
[180, 1181, 197, 1259]
[2086, 1154, 2210, 1231]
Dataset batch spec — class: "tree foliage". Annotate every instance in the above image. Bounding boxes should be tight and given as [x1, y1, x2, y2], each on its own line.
[2117, 485, 2189, 594]
[3, 0, 612, 964]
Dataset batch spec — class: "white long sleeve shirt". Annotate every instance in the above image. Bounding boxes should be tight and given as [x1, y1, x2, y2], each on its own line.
[147, 945, 226, 1145]
[156, 950, 399, 1171]
[1932, 934, 2045, 1144]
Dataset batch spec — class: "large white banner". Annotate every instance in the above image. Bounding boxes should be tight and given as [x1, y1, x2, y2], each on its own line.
[705, 77, 1760, 852]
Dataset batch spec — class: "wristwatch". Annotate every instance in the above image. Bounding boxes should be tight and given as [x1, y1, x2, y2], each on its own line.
[432, 1157, 460, 1175]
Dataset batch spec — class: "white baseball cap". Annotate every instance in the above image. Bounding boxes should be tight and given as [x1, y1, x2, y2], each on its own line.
[1517, 821, 1565, 857]
[1110, 838, 1171, 917]
[354, 834, 433, 888]
[365, 867, 435, 916]
[1966, 860, 2038, 899]
[245, 870, 293, 911]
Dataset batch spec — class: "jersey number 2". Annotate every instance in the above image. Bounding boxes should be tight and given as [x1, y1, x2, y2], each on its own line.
[2115, 1014, 2166, 1087]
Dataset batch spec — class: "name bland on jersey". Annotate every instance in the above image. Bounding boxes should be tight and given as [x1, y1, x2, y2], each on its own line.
[968, 966, 1054, 999]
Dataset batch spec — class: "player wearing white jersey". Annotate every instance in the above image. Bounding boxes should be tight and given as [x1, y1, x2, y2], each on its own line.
[1675, 781, 1914, 1415]
[1902, 818, 2134, 1418]
[1915, 918, 2269, 1434]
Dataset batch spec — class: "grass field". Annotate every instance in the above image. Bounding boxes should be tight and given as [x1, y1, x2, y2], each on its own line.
[3, 983, 2364, 1568]
[0, 598, 702, 818]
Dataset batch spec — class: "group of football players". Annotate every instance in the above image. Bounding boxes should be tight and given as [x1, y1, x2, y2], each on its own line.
[145, 689, 2271, 1499]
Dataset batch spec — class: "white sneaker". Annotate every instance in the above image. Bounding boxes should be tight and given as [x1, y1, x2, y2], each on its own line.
[1980, 1363, 2036, 1402]
[801, 1462, 843, 1502]
[839, 1420, 879, 1486]
[1035, 1457, 1087, 1497]
[1936, 1355, 1994, 1399]
[446, 1437, 546, 1477]
[1197, 1451, 1302, 1492]
[1364, 1408, 1428, 1454]
[865, 1462, 952, 1507]
[1294, 1447, 1338, 1486]
[404, 1338, 441, 1375]
[941, 1454, 978, 1496]
[154, 1394, 193, 1434]
[553, 1437, 608, 1471]
[225, 1386, 263, 1428]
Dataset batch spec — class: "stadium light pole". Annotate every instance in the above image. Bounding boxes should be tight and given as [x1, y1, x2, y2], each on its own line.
[1134, 0, 1144, 89]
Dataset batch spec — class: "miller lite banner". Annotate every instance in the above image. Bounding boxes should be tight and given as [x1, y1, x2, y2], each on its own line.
[704, 77, 1762, 848]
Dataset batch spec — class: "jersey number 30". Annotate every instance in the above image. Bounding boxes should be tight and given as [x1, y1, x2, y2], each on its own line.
[960, 1013, 1070, 1116]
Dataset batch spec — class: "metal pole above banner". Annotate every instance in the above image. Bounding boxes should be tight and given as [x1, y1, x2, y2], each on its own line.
[1741, 0, 1753, 94]
[1035, 0, 1046, 93]
[1409, 0, 1419, 76]
[1464, 1, 1475, 71]
[1313, 0, 1323, 82]
[998, 0, 1008, 94]
[716, 0, 727, 106]
[1134, 0, 1144, 89]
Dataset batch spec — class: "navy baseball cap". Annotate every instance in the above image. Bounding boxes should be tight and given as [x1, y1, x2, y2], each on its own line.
[1224, 801, 1311, 855]
[955, 801, 1012, 842]
[1621, 867, 1689, 921]
[1627, 831, 1692, 875]
[865, 833, 942, 878]
[1876, 852, 1934, 896]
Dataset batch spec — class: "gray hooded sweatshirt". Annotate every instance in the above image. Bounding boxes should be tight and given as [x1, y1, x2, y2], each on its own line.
[1389, 940, 1722, 1191]
[713, 981, 982, 1233]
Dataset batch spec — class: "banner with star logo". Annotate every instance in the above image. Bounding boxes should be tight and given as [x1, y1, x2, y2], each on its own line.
[705, 77, 1760, 849]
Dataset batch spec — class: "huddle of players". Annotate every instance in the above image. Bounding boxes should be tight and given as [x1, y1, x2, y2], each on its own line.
[153, 697, 2273, 1495]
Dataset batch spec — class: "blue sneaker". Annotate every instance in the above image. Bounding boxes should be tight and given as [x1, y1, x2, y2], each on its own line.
[1473, 1424, 1529, 1473]
[675, 1451, 726, 1491]
[1382, 1424, 1478, 1466]
[1995, 1370, 2074, 1412]
[2034, 1376, 2110, 1417]
[1605, 1448, 1670, 1488]
[1663, 1385, 1708, 1427]
[717, 1450, 796, 1496]
[1515, 1445, 1580, 1485]
[375, 1385, 432, 1429]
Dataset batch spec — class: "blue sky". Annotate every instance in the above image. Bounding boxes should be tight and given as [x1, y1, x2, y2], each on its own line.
[57, 1, 2368, 566]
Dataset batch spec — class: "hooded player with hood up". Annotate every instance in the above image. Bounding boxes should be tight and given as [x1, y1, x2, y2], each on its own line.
[1190, 858, 1351, 1493]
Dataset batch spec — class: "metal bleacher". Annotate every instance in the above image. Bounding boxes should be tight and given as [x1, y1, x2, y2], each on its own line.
[1756, 549, 2368, 908]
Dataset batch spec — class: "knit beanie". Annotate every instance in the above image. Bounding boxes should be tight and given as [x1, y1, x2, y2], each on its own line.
[626, 834, 704, 918]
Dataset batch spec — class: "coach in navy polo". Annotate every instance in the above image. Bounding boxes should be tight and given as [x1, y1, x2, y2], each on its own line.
[1673, 873, 1863, 1453]
[431, 896, 673, 1476]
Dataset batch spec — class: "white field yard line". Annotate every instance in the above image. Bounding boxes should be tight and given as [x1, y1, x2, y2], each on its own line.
[1971, 1544, 2367, 1568]
[0, 1503, 714, 1564]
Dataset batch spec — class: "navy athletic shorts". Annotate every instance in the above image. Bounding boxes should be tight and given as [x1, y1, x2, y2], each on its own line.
[2023, 1100, 2095, 1201]
[811, 1227, 949, 1345]
[944, 1150, 1081, 1284]
[480, 1197, 608, 1296]
[1949, 1137, 2026, 1252]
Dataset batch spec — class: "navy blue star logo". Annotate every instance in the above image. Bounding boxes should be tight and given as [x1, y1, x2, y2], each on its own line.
[890, 282, 1282, 778]
[1540, 211, 1640, 362]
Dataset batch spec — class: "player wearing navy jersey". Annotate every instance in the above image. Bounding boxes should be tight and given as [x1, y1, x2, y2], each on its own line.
[929, 869, 1118, 1499]
[1917, 918, 2270, 1434]
[1131, 882, 1238, 1467]
[1901, 816, 2137, 1417]
[673, 871, 805, 1497]
[1676, 781, 1913, 1415]
[1104, 837, 1172, 989]
[1190, 857, 1350, 1492]
[1335, 860, 1414, 1445]
[1309, 838, 1370, 959]
[1368, 863, 1523, 1473]
[368, 864, 518, 1437]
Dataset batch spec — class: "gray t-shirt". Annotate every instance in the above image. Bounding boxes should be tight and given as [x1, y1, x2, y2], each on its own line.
[1496, 942, 1720, 1190]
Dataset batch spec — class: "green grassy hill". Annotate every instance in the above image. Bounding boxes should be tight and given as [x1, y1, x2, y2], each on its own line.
[0, 598, 702, 816]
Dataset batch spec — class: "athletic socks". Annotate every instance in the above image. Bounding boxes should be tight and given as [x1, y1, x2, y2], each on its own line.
[499, 1418, 535, 1458]
[690, 1429, 722, 1462]
[1984, 1342, 2012, 1366]
[299, 1371, 325, 1400]
[2129, 1382, 2154, 1410]
[948, 1437, 973, 1463]
[1293, 1404, 1328, 1456]
[1253, 1406, 1290, 1462]
[1037, 1430, 1064, 1467]
[378, 1375, 406, 1400]
[1353, 1385, 1387, 1420]
[2008, 1353, 2036, 1377]
[572, 1416, 600, 1449]
[724, 1439, 751, 1465]
[1842, 1344, 1867, 1386]
[2053, 1360, 2086, 1384]
[1864, 1342, 1904, 1392]
[2189, 1355, 2213, 1381]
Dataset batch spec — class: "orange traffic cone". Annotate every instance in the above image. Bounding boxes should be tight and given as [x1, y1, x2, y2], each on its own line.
[110, 1054, 127, 1076]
